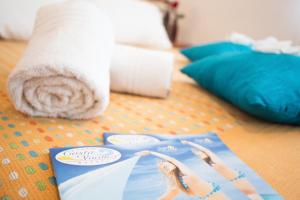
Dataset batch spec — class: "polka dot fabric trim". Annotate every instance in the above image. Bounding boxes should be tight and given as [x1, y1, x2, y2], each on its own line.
[0, 41, 299, 200]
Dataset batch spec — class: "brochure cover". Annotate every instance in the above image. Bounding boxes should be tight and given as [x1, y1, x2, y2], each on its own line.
[103, 132, 282, 200]
[50, 140, 251, 200]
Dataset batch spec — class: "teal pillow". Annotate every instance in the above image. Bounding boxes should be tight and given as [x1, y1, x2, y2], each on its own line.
[181, 41, 252, 62]
[181, 51, 300, 124]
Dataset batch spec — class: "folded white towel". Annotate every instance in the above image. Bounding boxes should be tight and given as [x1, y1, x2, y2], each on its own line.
[7, 0, 114, 119]
[111, 45, 174, 98]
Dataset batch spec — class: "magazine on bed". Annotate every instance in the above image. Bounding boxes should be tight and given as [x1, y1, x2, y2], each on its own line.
[50, 133, 282, 200]
[103, 132, 282, 200]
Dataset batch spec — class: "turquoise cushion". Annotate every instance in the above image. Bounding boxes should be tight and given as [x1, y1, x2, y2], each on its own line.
[181, 51, 300, 124]
[181, 41, 252, 62]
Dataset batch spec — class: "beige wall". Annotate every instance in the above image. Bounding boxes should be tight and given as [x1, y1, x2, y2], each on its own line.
[177, 0, 300, 45]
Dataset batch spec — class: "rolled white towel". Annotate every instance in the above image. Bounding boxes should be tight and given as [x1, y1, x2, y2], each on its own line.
[111, 45, 174, 98]
[7, 0, 114, 119]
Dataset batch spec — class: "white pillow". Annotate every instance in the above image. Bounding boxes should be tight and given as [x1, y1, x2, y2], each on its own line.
[0, 0, 62, 40]
[91, 0, 172, 49]
[0, 0, 172, 49]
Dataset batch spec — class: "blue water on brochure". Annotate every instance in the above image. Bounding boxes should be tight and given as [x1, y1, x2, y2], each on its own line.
[50, 138, 253, 200]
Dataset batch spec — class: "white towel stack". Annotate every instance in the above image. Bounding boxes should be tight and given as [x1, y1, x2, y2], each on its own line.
[7, 0, 174, 119]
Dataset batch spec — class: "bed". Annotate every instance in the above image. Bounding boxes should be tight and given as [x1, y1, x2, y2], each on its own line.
[0, 40, 299, 200]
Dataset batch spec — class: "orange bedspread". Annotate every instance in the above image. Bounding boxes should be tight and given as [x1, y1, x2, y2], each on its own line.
[0, 40, 299, 200]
